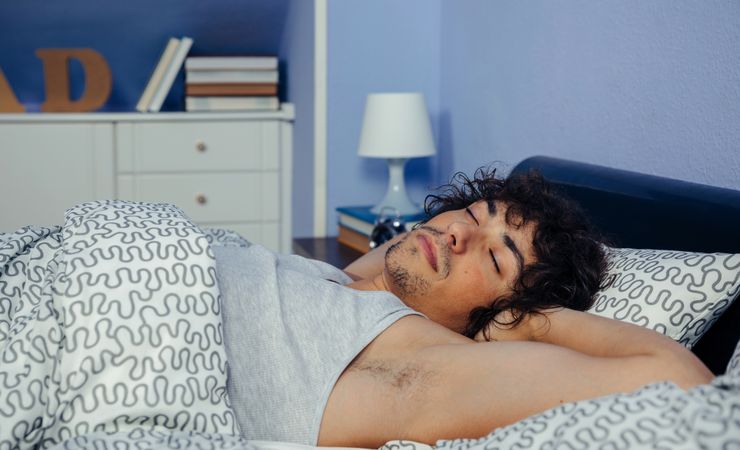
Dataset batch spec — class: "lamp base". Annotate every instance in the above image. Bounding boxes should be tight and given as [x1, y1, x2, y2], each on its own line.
[370, 158, 423, 216]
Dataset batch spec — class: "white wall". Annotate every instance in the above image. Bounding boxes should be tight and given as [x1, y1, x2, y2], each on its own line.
[280, 0, 316, 238]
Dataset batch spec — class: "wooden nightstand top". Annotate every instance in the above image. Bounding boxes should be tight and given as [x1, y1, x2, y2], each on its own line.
[293, 237, 363, 269]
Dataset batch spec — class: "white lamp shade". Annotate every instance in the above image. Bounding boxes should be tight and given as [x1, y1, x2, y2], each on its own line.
[357, 93, 436, 158]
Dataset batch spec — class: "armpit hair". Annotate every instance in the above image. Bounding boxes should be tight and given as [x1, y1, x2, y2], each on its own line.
[349, 359, 434, 391]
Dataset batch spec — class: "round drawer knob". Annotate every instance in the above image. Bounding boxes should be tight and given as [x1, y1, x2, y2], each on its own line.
[195, 140, 207, 152]
[195, 194, 208, 205]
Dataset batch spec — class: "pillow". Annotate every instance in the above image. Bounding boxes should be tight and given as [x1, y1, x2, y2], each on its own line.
[589, 247, 740, 348]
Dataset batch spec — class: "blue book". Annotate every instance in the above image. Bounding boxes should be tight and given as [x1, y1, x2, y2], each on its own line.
[336, 206, 427, 236]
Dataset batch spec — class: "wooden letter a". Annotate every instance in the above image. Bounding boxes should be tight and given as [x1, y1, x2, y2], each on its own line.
[36, 48, 112, 112]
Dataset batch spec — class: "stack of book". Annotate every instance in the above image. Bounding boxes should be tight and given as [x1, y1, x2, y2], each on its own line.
[336, 206, 427, 253]
[184, 56, 279, 112]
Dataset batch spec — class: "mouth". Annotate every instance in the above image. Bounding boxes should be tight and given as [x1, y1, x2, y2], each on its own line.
[416, 233, 438, 272]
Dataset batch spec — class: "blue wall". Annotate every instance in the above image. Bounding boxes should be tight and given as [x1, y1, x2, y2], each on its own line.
[0, 0, 289, 112]
[439, 1, 740, 190]
[326, 0, 442, 234]
[324, 0, 740, 237]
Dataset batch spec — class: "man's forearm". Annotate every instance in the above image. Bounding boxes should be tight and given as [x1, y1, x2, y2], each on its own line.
[481, 307, 712, 386]
[527, 308, 713, 385]
[527, 309, 672, 356]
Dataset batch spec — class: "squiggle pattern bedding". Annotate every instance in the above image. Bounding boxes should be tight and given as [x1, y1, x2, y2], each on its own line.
[48, 430, 259, 450]
[0, 201, 238, 449]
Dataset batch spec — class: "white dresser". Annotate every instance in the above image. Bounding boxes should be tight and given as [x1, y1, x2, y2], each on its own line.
[0, 106, 294, 252]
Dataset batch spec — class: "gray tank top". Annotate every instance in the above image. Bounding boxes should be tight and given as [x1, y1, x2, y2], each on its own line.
[213, 244, 421, 445]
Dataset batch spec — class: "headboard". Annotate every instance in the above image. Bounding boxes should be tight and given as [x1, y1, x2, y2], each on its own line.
[511, 156, 740, 374]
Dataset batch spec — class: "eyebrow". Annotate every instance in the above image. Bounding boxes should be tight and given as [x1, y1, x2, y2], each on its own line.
[483, 199, 524, 274]
[503, 234, 525, 275]
[485, 199, 497, 217]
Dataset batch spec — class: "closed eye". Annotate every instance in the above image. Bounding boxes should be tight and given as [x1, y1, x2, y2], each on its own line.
[490, 250, 501, 274]
[467, 207, 500, 273]
[465, 207, 479, 225]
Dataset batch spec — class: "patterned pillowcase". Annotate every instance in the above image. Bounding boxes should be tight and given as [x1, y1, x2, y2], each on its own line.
[589, 248, 740, 348]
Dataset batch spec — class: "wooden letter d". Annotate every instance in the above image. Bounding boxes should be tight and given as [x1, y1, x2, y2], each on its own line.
[36, 48, 112, 112]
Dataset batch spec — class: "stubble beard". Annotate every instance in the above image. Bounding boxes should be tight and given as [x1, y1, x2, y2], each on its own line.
[384, 227, 451, 301]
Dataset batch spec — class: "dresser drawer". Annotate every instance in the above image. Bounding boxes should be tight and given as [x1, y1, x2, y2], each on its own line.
[116, 121, 280, 173]
[0, 123, 114, 231]
[117, 172, 280, 223]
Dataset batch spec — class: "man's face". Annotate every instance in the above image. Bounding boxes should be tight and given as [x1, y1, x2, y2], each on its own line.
[382, 200, 536, 333]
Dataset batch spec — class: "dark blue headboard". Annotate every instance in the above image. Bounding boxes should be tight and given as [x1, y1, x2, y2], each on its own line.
[511, 156, 740, 374]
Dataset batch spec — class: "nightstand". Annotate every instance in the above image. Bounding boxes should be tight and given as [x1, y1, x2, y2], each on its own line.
[293, 237, 363, 268]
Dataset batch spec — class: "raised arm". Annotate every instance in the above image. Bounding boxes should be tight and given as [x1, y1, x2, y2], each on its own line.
[399, 310, 714, 442]
[403, 309, 712, 444]
[478, 307, 714, 370]
[319, 311, 713, 447]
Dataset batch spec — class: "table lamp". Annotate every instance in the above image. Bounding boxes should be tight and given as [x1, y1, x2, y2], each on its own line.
[358, 92, 436, 215]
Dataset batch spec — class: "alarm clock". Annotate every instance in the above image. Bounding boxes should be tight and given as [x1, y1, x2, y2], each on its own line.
[369, 208, 407, 249]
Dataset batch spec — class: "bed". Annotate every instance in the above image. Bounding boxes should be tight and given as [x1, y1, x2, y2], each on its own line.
[1, 156, 739, 450]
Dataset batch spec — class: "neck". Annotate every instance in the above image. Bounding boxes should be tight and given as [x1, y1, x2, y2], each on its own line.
[347, 272, 389, 292]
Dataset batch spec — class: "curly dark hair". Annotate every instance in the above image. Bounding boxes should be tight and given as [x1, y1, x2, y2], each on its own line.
[424, 166, 609, 340]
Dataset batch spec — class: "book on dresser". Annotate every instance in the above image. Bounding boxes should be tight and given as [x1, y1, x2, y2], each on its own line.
[186, 69, 278, 84]
[148, 36, 193, 112]
[136, 37, 179, 112]
[185, 56, 278, 71]
[336, 206, 427, 253]
[186, 96, 279, 112]
[185, 83, 278, 96]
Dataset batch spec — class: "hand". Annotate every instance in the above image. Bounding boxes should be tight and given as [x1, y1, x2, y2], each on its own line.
[473, 309, 534, 342]
[473, 308, 559, 343]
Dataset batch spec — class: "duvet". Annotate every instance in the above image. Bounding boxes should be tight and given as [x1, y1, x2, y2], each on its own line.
[0, 201, 244, 448]
[2, 201, 739, 450]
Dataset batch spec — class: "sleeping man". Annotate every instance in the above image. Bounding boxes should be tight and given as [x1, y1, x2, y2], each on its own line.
[214, 168, 713, 448]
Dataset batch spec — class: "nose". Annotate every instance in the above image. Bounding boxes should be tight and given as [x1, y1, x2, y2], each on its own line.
[447, 222, 475, 254]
